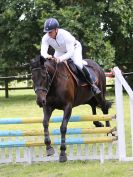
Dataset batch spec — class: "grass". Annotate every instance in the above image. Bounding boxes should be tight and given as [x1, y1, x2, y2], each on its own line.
[0, 161, 133, 177]
[0, 89, 132, 177]
[0, 89, 116, 117]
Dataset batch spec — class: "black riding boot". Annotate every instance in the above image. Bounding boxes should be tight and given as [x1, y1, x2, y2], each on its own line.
[82, 66, 101, 95]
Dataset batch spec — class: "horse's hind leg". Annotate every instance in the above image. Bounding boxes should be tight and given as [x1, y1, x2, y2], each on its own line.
[43, 106, 55, 156]
[94, 92, 112, 127]
[91, 105, 104, 127]
[101, 104, 110, 127]
[101, 101, 116, 136]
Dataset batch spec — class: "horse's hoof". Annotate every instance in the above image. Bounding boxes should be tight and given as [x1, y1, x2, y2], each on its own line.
[46, 147, 55, 156]
[107, 132, 116, 137]
[59, 154, 67, 162]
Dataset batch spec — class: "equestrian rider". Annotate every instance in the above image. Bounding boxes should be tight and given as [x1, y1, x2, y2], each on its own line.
[41, 18, 101, 96]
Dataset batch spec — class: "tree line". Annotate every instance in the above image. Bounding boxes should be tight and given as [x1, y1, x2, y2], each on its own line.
[0, 0, 133, 74]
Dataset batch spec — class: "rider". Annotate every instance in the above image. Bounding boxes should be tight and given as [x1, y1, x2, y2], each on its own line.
[41, 18, 101, 95]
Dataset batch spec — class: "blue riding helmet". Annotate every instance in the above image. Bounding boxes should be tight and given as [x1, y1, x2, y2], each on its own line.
[44, 18, 59, 32]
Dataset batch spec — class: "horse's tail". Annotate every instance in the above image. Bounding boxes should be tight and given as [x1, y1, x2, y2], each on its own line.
[105, 99, 113, 109]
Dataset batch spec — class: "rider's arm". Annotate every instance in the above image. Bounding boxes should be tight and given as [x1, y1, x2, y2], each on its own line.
[59, 34, 75, 62]
[41, 35, 51, 58]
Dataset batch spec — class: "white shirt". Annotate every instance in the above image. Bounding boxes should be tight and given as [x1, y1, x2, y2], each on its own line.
[41, 29, 78, 62]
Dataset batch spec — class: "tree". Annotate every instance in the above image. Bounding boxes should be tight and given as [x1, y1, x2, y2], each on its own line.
[102, 0, 133, 86]
[102, 0, 133, 70]
[0, 0, 56, 69]
[1, 0, 133, 75]
[55, 2, 115, 69]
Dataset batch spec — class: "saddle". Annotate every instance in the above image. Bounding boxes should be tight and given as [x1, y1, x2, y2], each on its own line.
[65, 59, 98, 86]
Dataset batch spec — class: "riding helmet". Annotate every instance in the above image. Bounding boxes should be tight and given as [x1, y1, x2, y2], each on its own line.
[44, 18, 59, 32]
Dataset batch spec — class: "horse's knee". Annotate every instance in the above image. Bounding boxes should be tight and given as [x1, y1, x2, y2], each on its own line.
[43, 120, 49, 128]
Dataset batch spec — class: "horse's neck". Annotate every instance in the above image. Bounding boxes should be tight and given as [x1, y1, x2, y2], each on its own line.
[46, 61, 66, 74]
[45, 61, 55, 73]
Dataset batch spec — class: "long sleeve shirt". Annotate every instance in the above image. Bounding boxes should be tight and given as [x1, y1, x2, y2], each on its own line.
[41, 29, 78, 62]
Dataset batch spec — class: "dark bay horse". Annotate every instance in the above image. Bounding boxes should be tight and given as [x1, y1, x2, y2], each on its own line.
[30, 55, 112, 162]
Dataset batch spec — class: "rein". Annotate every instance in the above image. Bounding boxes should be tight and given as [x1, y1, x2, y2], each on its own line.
[45, 62, 58, 94]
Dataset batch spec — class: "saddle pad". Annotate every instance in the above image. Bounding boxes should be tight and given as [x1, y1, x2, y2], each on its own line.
[64, 61, 98, 86]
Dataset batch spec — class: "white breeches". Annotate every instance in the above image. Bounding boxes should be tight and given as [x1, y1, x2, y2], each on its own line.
[54, 41, 87, 70]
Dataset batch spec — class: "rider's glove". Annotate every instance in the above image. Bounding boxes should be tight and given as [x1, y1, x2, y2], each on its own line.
[47, 55, 53, 59]
[55, 58, 61, 63]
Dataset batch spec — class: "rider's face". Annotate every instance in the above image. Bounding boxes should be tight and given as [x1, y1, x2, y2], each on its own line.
[48, 29, 58, 39]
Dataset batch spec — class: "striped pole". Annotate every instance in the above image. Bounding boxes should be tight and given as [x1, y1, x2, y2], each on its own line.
[0, 127, 116, 137]
[0, 115, 115, 124]
[0, 136, 117, 148]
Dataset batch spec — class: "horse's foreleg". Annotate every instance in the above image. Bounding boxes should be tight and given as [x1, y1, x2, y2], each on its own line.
[43, 106, 55, 156]
[59, 103, 72, 162]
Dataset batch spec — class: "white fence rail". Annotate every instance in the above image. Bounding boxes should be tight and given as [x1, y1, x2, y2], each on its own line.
[114, 66, 133, 161]
[0, 140, 118, 164]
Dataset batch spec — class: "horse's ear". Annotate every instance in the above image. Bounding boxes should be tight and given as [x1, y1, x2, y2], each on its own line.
[40, 55, 46, 66]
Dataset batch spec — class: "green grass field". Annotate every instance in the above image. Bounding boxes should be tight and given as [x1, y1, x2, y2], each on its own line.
[0, 90, 133, 177]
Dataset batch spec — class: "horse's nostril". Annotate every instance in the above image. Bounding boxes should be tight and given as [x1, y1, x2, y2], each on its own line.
[42, 100, 46, 105]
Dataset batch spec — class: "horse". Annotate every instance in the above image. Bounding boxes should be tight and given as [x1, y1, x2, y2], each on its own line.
[30, 55, 112, 162]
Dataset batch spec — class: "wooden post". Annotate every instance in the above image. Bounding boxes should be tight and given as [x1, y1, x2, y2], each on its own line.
[5, 78, 9, 98]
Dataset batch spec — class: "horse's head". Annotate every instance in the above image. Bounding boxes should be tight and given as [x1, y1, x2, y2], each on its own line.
[30, 55, 50, 107]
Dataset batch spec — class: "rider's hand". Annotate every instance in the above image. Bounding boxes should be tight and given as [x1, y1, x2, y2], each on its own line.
[47, 55, 53, 59]
[55, 58, 61, 63]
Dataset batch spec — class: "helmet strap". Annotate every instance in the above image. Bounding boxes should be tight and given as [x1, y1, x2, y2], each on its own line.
[54, 28, 58, 39]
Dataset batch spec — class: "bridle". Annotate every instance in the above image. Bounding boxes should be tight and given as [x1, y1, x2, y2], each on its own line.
[32, 63, 58, 95]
